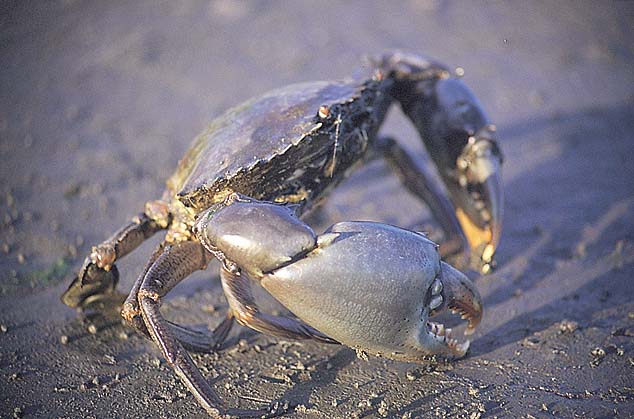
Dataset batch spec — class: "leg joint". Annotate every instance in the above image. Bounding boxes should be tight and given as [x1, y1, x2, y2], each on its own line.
[138, 289, 160, 302]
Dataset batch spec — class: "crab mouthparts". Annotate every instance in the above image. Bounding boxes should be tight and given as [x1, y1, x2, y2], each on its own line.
[426, 261, 482, 357]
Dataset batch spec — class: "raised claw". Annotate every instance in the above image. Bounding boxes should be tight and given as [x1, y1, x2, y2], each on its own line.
[424, 79, 503, 273]
[376, 52, 503, 273]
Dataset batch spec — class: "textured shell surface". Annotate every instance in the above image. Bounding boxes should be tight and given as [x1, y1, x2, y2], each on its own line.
[168, 80, 377, 210]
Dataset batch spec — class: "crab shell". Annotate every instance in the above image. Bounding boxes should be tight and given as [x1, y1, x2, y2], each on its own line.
[167, 80, 389, 213]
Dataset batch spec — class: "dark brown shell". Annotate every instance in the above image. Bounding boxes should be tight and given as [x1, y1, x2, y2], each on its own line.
[169, 80, 390, 211]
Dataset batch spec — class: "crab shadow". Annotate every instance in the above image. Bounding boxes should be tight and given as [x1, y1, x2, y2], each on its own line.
[279, 347, 357, 410]
[471, 256, 633, 357]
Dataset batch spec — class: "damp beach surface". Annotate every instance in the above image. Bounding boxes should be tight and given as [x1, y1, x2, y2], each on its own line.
[1, 1, 634, 418]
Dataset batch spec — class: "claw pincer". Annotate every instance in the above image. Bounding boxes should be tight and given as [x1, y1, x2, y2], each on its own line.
[379, 54, 504, 272]
[422, 82, 503, 271]
[198, 195, 482, 360]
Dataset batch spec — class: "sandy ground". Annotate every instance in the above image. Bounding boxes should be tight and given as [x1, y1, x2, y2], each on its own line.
[1, 1, 634, 418]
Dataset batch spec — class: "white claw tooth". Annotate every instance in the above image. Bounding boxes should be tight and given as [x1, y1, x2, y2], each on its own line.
[456, 340, 471, 355]
[431, 278, 443, 296]
[461, 313, 470, 320]
[445, 328, 453, 339]
[429, 295, 443, 311]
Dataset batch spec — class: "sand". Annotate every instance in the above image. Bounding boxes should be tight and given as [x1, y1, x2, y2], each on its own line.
[1, 1, 633, 418]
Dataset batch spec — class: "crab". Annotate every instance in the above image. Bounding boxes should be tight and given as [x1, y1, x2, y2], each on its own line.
[62, 51, 502, 418]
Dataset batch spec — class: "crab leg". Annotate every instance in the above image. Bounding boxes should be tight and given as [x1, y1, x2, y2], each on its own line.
[62, 202, 170, 308]
[375, 136, 468, 262]
[137, 241, 221, 415]
[137, 241, 283, 419]
[220, 267, 337, 343]
[121, 241, 234, 353]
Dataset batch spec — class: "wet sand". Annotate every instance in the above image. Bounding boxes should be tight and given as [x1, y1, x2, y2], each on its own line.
[1, 1, 634, 418]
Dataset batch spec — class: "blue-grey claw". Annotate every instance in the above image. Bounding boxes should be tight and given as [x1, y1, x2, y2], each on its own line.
[262, 222, 482, 360]
[196, 197, 482, 360]
[418, 76, 503, 273]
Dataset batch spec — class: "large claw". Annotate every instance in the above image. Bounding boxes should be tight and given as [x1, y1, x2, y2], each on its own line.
[395, 71, 503, 273]
[434, 262, 482, 335]
[375, 52, 503, 273]
[422, 78, 503, 273]
[263, 222, 482, 360]
[197, 196, 482, 361]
